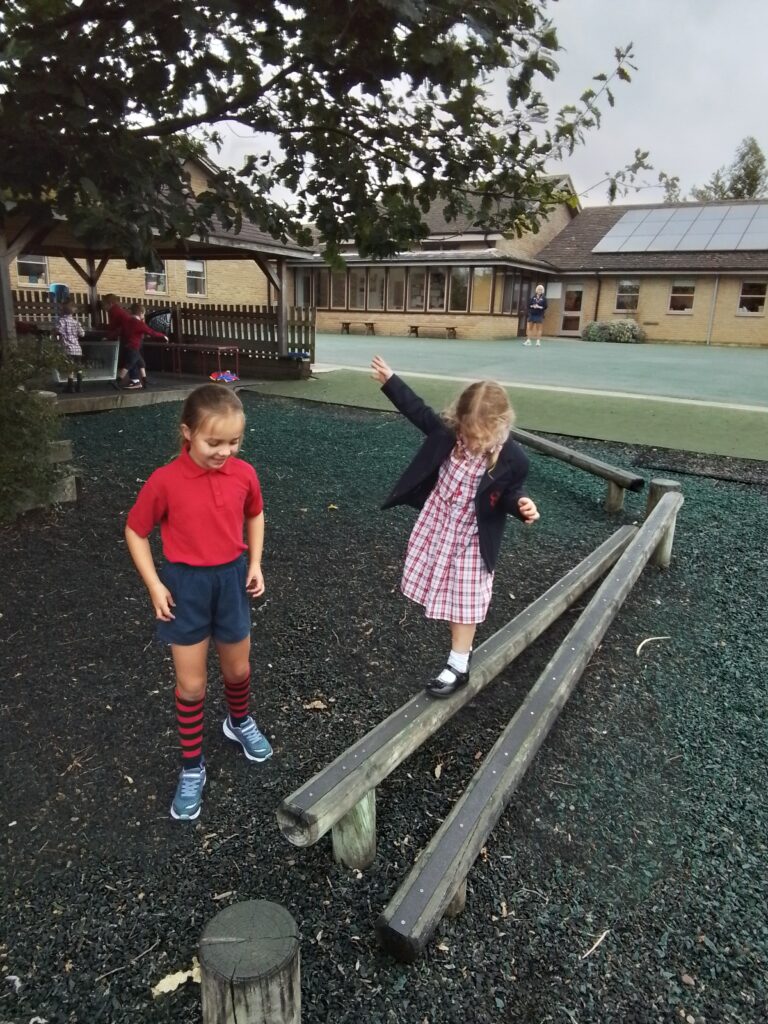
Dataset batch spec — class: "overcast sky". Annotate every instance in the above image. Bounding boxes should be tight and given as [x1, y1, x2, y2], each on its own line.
[216, 0, 768, 209]
[532, 0, 768, 204]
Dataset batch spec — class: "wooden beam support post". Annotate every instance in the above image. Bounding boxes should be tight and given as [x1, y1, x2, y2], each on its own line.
[0, 231, 16, 356]
[646, 477, 682, 568]
[200, 901, 300, 1024]
[376, 491, 684, 963]
[276, 526, 637, 854]
[331, 788, 376, 869]
[276, 258, 289, 357]
[604, 479, 625, 513]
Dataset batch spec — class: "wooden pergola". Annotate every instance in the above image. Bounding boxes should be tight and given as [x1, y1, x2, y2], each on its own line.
[0, 212, 314, 358]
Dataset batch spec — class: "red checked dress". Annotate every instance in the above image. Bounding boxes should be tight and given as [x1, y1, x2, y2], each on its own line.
[401, 448, 493, 624]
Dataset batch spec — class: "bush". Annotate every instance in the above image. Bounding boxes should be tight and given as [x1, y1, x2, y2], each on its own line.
[0, 341, 67, 523]
[581, 319, 646, 344]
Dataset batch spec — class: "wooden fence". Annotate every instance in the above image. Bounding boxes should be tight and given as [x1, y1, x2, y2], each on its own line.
[11, 291, 316, 367]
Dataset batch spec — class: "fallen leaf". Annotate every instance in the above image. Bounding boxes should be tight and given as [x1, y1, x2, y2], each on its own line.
[151, 960, 201, 998]
[434, 763, 442, 780]
[501, 900, 508, 918]
[327, 503, 338, 510]
[436, 942, 449, 953]
[303, 700, 328, 711]
[123, 775, 134, 785]
[474, 750, 483, 761]
[212, 891, 234, 901]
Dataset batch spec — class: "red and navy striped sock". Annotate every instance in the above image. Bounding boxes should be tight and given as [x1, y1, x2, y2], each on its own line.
[176, 689, 204, 768]
[224, 673, 251, 727]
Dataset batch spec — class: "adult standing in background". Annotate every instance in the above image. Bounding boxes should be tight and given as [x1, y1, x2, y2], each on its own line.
[524, 284, 547, 347]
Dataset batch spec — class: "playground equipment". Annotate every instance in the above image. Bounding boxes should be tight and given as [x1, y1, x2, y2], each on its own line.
[509, 426, 645, 512]
[376, 487, 683, 961]
[277, 525, 638, 867]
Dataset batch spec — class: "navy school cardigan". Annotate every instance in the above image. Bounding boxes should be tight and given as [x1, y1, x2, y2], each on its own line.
[380, 375, 531, 572]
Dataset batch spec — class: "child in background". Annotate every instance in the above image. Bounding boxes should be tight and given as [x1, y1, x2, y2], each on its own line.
[56, 298, 85, 393]
[125, 385, 271, 821]
[371, 355, 539, 698]
[101, 293, 167, 389]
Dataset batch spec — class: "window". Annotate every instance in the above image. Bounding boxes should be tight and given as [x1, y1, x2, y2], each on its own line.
[316, 270, 329, 308]
[427, 269, 447, 312]
[16, 254, 48, 287]
[470, 267, 493, 313]
[186, 260, 207, 296]
[407, 269, 426, 311]
[330, 271, 347, 308]
[295, 269, 312, 308]
[387, 268, 405, 310]
[615, 278, 640, 312]
[501, 274, 520, 315]
[145, 261, 167, 293]
[368, 268, 385, 311]
[348, 269, 366, 310]
[738, 282, 766, 315]
[669, 279, 695, 313]
[448, 268, 469, 312]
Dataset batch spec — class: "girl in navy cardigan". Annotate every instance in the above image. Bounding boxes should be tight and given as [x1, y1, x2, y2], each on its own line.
[372, 356, 539, 697]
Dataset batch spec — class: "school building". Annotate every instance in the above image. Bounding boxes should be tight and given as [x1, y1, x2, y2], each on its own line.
[9, 153, 768, 347]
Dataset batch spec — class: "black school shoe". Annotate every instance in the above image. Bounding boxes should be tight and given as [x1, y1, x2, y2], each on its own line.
[426, 651, 473, 699]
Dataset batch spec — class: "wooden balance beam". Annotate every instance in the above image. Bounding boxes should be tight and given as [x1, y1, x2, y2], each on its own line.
[276, 525, 637, 868]
[509, 426, 645, 512]
[376, 488, 683, 962]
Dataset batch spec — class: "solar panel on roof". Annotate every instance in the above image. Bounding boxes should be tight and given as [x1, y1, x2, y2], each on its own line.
[591, 204, 768, 252]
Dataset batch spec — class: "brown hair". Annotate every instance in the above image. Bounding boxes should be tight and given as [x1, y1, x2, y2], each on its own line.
[443, 380, 514, 469]
[179, 385, 245, 450]
[129, 302, 144, 316]
[101, 293, 119, 307]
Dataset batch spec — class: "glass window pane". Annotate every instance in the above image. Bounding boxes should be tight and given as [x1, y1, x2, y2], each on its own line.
[615, 278, 640, 311]
[368, 268, 385, 310]
[331, 271, 347, 308]
[387, 268, 405, 310]
[407, 269, 426, 311]
[316, 270, 329, 308]
[448, 268, 469, 312]
[739, 282, 766, 313]
[669, 280, 695, 312]
[427, 270, 447, 312]
[186, 259, 206, 295]
[145, 260, 167, 293]
[17, 254, 48, 286]
[348, 268, 366, 310]
[470, 267, 493, 313]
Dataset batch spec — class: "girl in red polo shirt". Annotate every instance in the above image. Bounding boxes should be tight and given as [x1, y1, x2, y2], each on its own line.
[125, 384, 271, 821]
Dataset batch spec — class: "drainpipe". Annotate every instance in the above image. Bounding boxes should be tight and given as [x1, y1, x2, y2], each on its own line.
[593, 271, 602, 322]
[705, 275, 720, 346]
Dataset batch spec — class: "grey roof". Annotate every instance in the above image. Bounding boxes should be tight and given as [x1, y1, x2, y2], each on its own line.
[420, 176, 577, 237]
[289, 247, 554, 271]
[537, 201, 768, 273]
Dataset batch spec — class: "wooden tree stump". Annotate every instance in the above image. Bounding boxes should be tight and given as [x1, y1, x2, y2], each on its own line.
[200, 901, 300, 1024]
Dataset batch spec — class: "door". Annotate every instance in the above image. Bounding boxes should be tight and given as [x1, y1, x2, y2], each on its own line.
[560, 285, 584, 335]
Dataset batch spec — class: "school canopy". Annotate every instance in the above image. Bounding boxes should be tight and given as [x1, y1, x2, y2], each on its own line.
[0, 208, 315, 357]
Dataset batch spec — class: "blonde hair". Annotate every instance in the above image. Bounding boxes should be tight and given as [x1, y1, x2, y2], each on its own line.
[179, 385, 244, 451]
[443, 381, 514, 469]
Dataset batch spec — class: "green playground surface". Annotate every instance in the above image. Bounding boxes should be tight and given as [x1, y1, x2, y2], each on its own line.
[243, 368, 768, 461]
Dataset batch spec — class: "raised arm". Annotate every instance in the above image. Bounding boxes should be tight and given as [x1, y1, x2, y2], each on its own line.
[371, 356, 444, 436]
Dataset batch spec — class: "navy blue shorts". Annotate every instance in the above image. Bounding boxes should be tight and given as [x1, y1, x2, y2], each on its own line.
[156, 556, 251, 646]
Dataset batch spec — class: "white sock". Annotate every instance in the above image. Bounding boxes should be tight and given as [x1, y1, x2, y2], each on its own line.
[436, 649, 470, 683]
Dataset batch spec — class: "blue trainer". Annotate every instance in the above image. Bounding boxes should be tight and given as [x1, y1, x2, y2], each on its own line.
[223, 715, 273, 762]
[170, 760, 207, 821]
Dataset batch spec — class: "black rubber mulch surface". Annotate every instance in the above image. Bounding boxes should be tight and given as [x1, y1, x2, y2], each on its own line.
[1, 393, 766, 1024]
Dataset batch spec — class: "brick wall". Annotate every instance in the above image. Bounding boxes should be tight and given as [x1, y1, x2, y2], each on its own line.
[540, 275, 768, 347]
[10, 255, 270, 306]
[496, 203, 574, 262]
[316, 310, 520, 340]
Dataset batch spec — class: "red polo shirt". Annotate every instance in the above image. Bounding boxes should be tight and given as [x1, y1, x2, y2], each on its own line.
[127, 448, 264, 565]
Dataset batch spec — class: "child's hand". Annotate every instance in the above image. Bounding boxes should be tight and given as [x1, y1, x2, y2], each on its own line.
[149, 582, 176, 621]
[518, 497, 540, 524]
[246, 564, 265, 598]
[371, 355, 394, 384]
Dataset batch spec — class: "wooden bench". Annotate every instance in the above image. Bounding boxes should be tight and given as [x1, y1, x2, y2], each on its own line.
[408, 324, 457, 338]
[340, 320, 375, 335]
